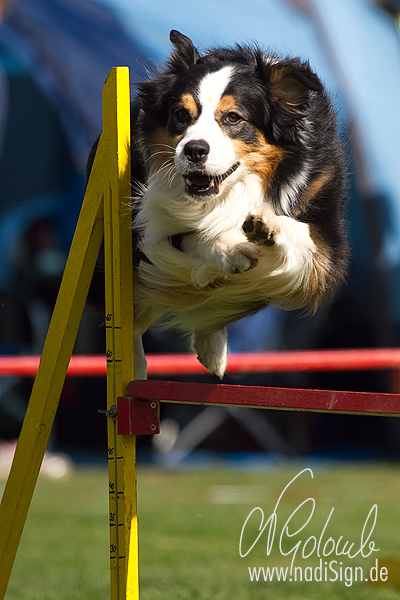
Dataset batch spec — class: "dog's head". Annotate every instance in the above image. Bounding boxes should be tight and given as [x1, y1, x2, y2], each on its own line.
[137, 30, 324, 202]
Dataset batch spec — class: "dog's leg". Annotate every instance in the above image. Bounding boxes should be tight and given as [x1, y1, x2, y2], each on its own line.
[134, 334, 147, 380]
[182, 230, 260, 287]
[242, 204, 330, 310]
[192, 327, 228, 379]
[213, 232, 260, 275]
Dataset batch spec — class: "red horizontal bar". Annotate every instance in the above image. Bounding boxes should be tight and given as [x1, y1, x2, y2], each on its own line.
[0, 355, 106, 377]
[0, 348, 400, 377]
[148, 348, 400, 375]
[126, 380, 400, 417]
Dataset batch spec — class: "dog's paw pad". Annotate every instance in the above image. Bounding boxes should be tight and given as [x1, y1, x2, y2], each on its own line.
[243, 214, 278, 246]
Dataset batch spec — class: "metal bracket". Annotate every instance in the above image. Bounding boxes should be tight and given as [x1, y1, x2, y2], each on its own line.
[117, 395, 160, 435]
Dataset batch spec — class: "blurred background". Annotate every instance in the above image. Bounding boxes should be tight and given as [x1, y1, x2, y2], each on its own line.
[1, 0, 400, 472]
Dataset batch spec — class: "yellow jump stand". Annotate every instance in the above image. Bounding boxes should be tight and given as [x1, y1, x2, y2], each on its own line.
[0, 67, 139, 600]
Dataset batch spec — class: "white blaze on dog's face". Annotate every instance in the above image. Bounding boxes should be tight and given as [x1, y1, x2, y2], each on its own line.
[174, 66, 242, 198]
[175, 67, 238, 182]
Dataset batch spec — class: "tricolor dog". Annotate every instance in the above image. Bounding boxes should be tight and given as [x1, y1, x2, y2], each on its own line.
[95, 30, 348, 378]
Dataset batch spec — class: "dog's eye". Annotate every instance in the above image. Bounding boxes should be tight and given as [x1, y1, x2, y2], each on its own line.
[175, 108, 191, 123]
[225, 112, 242, 124]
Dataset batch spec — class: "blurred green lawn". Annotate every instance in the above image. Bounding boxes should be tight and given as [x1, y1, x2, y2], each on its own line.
[3, 463, 400, 599]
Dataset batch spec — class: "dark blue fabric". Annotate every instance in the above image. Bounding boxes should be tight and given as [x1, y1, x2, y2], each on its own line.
[0, 0, 148, 171]
[0, 0, 149, 288]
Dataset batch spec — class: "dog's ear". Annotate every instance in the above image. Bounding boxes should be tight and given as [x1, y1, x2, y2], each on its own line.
[169, 30, 200, 71]
[269, 62, 323, 111]
[255, 53, 324, 144]
[256, 52, 323, 113]
[137, 31, 199, 118]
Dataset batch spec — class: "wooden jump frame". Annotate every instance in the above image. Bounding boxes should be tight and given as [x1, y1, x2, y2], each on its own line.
[0, 67, 399, 599]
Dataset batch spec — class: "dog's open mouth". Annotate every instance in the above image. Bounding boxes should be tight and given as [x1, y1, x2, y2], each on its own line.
[184, 162, 240, 197]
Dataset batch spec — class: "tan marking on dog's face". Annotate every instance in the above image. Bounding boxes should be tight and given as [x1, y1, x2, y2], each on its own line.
[215, 96, 285, 187]
[147, 128, 182, 174]
[215, 94, 241, 120]
[231, 132, 286, 188]
[181, 93, 199, 120]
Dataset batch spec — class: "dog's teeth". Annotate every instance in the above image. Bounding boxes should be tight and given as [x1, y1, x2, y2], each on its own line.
[209, 179, 214, 187]
[185, 178, 191, 186]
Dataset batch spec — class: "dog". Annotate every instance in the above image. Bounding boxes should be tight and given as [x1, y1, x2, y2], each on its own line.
[93, 30, 349, 379]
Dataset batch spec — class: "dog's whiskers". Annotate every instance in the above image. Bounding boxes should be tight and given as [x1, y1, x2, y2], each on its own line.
[148, 142, 175, 151]
[165, 165, 178, 186]
[147, 158, 177, 185]
[145, 150, 174, 169]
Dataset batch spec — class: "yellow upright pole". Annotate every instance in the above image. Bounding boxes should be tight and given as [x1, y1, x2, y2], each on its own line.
[0, 138, 105, 599]
[102, 67, 138, 600]
[0, 66, 137, 600]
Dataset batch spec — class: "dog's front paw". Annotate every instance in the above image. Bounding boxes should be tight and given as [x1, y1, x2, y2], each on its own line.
[190, 242, 258, 286]
[227, 243, 259, 274]
[243, 207, 281, 246]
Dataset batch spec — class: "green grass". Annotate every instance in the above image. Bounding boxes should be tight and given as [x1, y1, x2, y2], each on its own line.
[3, 463, 400, 599]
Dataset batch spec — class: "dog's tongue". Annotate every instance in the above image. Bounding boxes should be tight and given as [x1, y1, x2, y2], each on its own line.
[189, 172, 212, 188]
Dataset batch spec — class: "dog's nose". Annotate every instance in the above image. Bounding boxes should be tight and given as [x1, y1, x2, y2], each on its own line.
[183, 139, 210, 163]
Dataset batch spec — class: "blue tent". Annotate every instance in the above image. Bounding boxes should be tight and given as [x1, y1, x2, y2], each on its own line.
[0, 0, 149, 290]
